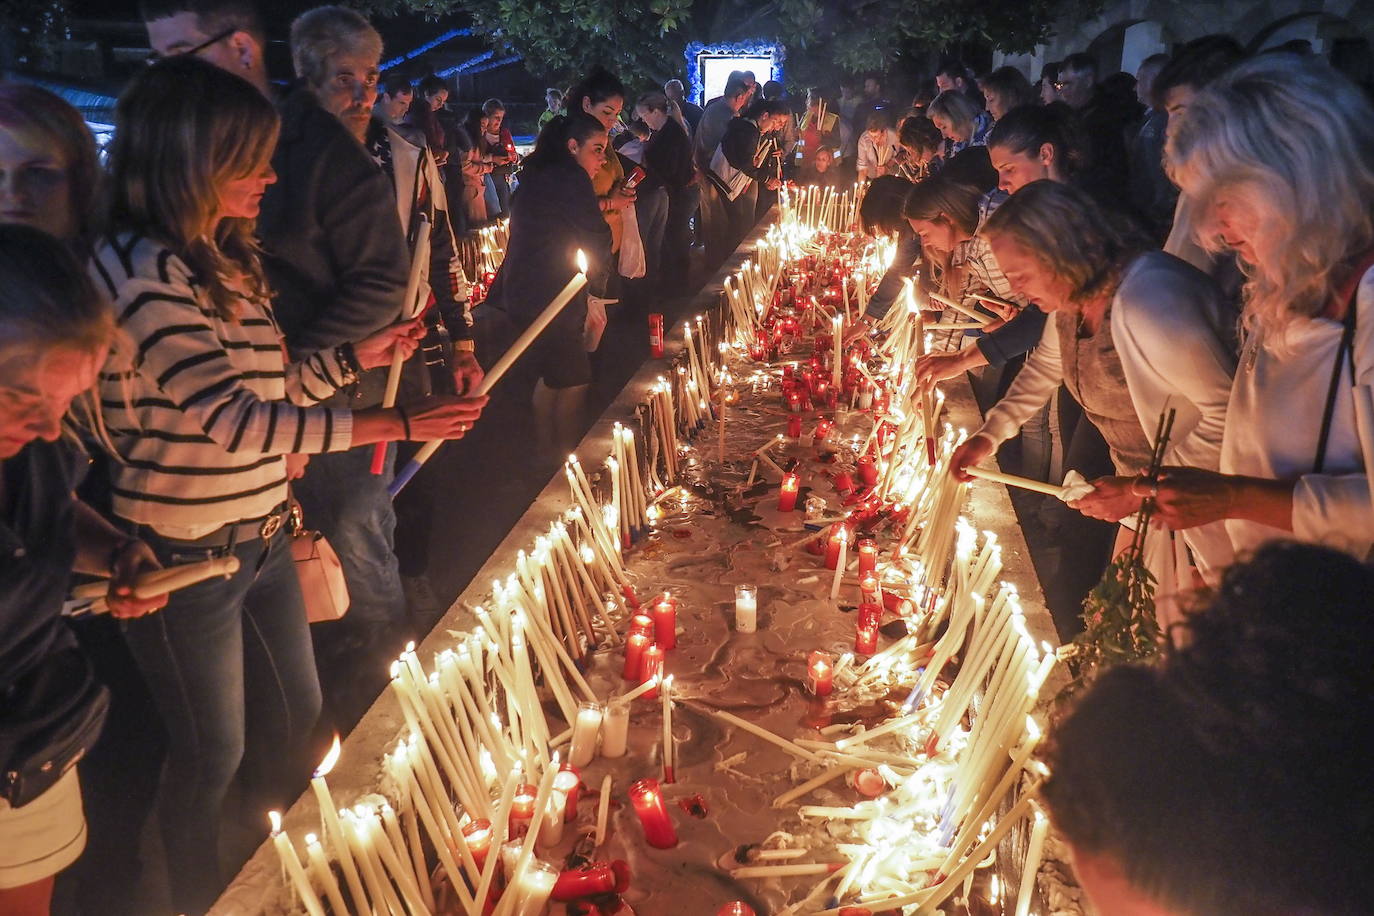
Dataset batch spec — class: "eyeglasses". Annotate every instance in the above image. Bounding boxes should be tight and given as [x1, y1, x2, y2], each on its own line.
[146, 26, 238, 65]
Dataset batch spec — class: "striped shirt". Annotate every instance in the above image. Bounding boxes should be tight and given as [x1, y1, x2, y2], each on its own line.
[91, 233, 355, 538]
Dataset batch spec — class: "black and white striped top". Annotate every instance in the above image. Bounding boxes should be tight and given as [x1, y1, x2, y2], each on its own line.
[91, 233, 355, 538]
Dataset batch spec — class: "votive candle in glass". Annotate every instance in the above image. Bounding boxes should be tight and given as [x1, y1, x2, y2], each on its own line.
[628, 778, 678, 848]
[778, 472, 800, 512]
[734, 585, 758, 633]
[808, 650, 834, 696]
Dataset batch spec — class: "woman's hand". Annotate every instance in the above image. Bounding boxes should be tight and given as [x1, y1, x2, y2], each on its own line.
[949, 433, 996, 482]
[584, 296, 611, 352]
[400, 395, 489, 441]
[1151, 467, 1239, 530]
[284, 453, 310, 480]
[1068, 475, 1144, 522]
[914, 351, 973, 387]
[352, 319, 426, 371]
[451, 350, 485, 395]
[607, 184, 636, 210]
[107, 540, 168, 619]
[842, 316, 871, 346]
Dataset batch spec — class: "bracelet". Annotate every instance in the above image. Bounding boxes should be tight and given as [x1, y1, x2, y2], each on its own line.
[453, 339, 475, 353]
[396, 405, 413, 441]
[336, 343, 362, 385]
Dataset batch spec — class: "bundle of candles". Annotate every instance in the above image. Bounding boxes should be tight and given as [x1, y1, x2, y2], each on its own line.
[261, 203, 1061, 916]
[466, 219, 510, 306]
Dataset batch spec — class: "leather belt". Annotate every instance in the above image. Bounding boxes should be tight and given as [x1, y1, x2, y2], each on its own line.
[153, 502, 290, 549]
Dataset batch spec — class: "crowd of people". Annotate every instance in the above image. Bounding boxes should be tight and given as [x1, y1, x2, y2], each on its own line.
[0, 0, 1371, 912]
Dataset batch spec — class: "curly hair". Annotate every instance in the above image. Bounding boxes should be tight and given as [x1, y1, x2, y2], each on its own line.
[1043, 541, 1374, 915]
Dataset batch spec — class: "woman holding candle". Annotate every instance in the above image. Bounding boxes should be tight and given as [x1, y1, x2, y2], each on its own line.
[482, 111, 613, 456]
[1042, 542, 1374, 915]
[1142, 55, 1374, 563]
[949, 180, 1235, 623]
[0, 227, 166, 915]
[89, 59, 485, 914]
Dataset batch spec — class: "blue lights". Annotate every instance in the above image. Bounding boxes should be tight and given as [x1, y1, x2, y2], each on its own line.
[685, 40, 785, 105]
[380, 28, 474, 72]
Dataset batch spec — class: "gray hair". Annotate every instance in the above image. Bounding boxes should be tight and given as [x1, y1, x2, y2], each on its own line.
[289, 6, 382, 88]
[1167, 54, 1374, 345]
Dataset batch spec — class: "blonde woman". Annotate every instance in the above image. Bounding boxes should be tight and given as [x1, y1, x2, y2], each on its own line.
[91, 57, 484, 913]
[928, 88, 992, 158]
[1152, 54, 1374, 561]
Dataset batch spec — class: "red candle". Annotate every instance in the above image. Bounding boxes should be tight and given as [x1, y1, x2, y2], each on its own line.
[509, 784, 538, 835]
[857, 538, 877, 575]
[859, 574, 880, 605]
[554, 766, 582, 824]
[808, 650, 834, 696]
[628, 778, 678, 848]
[623, 633, 649, 680]
[858, 601, 881, 628]
[462, 817, 492, 869]
[778, 473, 800, 512]
[640, 645, 664, 699]
[856, 454, 878, 487]
[850, 767, 886, 798]
[552, 861, 631, 901]
[786, 414, 802, 438]
[785, 389, 803, 412]
[717, 905, 757, 916]
[811, 378, 829, 402]
[815, 417, 834, 442]
[824, 523, 851, 570]
[652, 596, 677, 650]
[628, 614, 653, 640]
[832, 472, 855, 497]
[855, 622, 879, 656]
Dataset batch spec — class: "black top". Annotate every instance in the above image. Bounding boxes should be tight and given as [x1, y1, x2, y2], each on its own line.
[486, 156, 613, 330]
[258, 89, 408, 366]
[679, 100, 704, 136]
[643, 116, 695, 193]
[0, 439, 81, 686]
[721, 117, 771, 181]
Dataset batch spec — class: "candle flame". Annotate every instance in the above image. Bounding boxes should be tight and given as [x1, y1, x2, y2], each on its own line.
[268, 810, 282, 834]
[305, 832, 320, 846]
[575, 250, 588, 274]
[313, 733, 341, 778]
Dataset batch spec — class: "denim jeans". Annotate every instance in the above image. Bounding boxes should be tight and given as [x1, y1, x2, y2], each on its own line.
[120, 530, 321, 914]
[291, 444, 405, 629]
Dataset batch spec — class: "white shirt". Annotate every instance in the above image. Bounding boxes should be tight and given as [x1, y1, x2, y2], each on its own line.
[857, 130, 898, 180]
[1222, 265, 1374, 560]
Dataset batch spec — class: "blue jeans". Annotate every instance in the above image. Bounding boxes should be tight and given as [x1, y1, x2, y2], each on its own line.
[291, 444, 405, 629]
[120, 530, 321, 914]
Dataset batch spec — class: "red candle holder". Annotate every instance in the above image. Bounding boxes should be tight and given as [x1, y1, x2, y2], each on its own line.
[640, 645, 664, 699]
[628, 614, 653, 640]
[554, 766, 582, 824]
[855, 622, 879, 656]
[858, 601, 881, 628]
[856, 455, 878, 487]
[808, 650, 834, 696]
[833, 471, 855, 496]
[628, 778, 678, 848]
[509, 784, 537, 835]
[857, 538, 878, 575]
[461, 817, 492, 869]
[778, 473, 800, 512]
[824, 523, 851, 570]
[623, 633, 649, 681]
[786, 414, 802, 439]
[717, 905, 757, 916]
[859, 574, 880, 605]
[815, 417, 834, 442]
[652, 596, 677, 651]
[785, 389, 803, 413]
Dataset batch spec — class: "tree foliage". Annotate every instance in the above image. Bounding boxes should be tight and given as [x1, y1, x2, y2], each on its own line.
[367, 0, 1103, 87]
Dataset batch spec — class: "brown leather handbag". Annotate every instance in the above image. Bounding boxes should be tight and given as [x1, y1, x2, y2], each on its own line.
[287, 503, 350, 623]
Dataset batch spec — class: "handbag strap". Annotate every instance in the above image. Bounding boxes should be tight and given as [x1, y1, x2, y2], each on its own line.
[1314, 252, 1374, 472]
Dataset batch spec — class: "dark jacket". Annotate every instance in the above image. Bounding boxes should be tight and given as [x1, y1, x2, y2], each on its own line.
[679, 99, 704, 135]
[258, 88, 408, 366]
[721, 117, 772, 182]
[644, 116, 695, 193]
[486, 156, 612, 330]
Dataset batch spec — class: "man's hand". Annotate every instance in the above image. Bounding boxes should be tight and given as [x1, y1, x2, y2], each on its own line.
[451, 350, 485, 395]
[107, 540, 168, 619]
[1068, 475, 1144, 523]
[353, 318, 425, 370]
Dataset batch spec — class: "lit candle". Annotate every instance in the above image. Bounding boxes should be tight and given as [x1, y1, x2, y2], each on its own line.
[856, 538, 877, 575]
[807, 650, 834, 696]
[268, 812, 325, 916]
[855, 621, 878, 656]
[601, 701, 630, 758]
[1013, 808, 1050, 916]
[538, 790, 569, 847]
[857, 454, 878, 487]
[640, 645, 665, 699]
[824, 522, 850, 570]
[308, 736, 370, 916]
[815, 417, 834, 442]
[628, 778, 679, 848]
[509, 783, 538, 836]
[717, 904, 757, 916]
[778, 472, 800, 512]
[734, 584, 758, 633]
[652, 594, 677, 650]
[568, 701, 603, 768]
[623, 632, 649, 681]
[304, 833, 348, 916]
[628, 613, 654, 639]
[554, 766, 582, 823]
[514, 859, 559, 914]
[462, 817, 493, 871]
[859, 574, 880, 605]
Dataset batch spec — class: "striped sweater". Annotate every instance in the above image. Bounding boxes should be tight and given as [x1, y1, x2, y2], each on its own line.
[91, 233, 355, 538]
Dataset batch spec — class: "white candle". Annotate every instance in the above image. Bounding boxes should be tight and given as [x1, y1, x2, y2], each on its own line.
[268, 812, 325, 916]
[829, 536, 848, 601]
[661, 674, 675, 781]
[309, 737, 371, 916]
[1014, 808, 1050, 916]
[538, 789, 568, 848]
[601, 701, 630, 758]
[734, 584, 758, 633]
[513, 859, 559, 915]
[568, 701, 603, 768]
[304, 832, 349, 916]
[594, 774, 613, 848]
